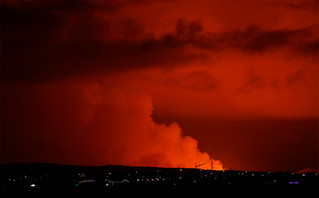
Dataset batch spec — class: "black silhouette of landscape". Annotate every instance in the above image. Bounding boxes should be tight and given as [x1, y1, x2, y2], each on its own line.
[1, 163, 318, 196]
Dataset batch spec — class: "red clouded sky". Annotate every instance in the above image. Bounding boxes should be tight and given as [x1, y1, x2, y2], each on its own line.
[1, 0, 318, 171]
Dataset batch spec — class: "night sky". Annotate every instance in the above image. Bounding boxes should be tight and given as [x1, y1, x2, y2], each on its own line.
[1, 0, 318, 171]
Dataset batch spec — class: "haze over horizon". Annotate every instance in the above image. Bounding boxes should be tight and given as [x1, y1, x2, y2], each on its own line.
[1, 0, 318, 172]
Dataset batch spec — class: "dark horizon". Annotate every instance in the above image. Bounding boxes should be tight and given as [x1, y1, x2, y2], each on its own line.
[1, 163, 318, 195]
[1, 162, 318, 173]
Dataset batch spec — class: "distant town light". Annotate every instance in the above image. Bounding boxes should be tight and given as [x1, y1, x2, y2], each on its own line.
[79, 179, 96, 183]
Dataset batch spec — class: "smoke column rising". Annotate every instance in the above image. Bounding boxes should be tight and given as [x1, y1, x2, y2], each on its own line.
[1, 81, 223, 170]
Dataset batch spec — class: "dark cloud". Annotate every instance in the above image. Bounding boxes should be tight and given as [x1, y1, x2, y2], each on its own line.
[267, 0, 319, 11]
[160, 70, 218, 91]
[178, 23, 319, 55]
[238, 68, 275, 94]
[286, 69, 305, 85]
[1, 2, 318, 82]
[244, 69, 265, 89]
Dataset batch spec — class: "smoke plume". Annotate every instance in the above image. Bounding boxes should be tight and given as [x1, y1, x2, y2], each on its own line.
[1, 81, 223, 170]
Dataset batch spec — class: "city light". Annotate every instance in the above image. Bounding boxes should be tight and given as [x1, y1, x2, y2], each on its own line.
[1, 164, 318, 194]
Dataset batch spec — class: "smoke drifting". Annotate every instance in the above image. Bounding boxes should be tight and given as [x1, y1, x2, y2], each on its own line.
[1, 81, 222, 170]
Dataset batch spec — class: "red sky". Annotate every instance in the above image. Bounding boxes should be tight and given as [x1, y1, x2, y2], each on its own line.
[1, 0, 318, 171]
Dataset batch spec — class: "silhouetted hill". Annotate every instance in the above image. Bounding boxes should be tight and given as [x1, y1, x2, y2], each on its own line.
[1, 163, 318, 196]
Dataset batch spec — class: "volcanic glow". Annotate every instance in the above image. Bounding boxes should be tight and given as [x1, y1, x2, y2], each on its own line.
[2, 81, 222, 169]
[1, 0, 318, 171]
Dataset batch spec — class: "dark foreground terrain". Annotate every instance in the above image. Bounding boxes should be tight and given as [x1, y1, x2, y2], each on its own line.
[1, 163, 318, 196]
